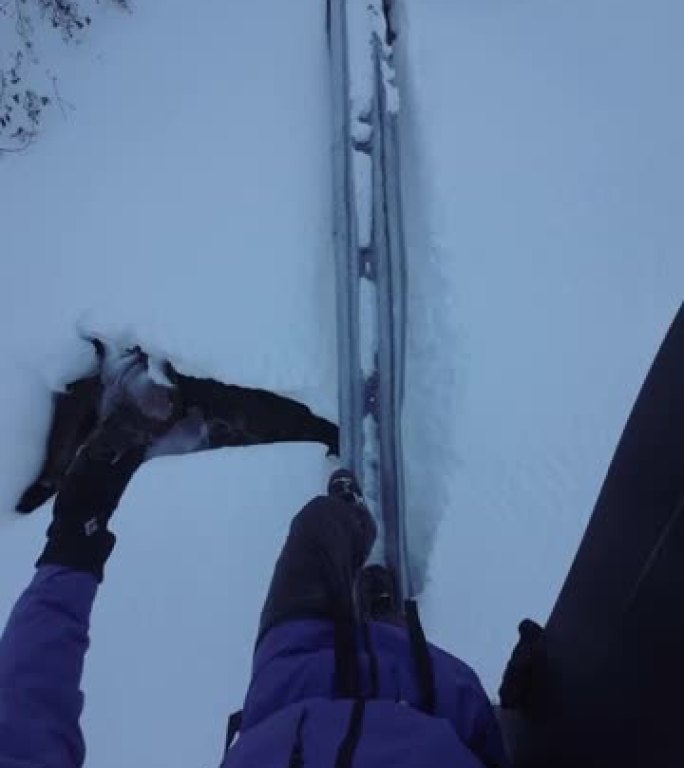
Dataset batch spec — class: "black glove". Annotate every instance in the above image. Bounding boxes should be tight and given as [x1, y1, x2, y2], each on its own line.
[36, 351, 177, 583]
[36, 438, 145, 582]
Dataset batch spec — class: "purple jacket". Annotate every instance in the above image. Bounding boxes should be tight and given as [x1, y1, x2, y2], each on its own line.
[0, 567, 508, 767]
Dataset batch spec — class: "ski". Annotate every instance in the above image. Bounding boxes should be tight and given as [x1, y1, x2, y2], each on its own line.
[327, 0, 411, 601]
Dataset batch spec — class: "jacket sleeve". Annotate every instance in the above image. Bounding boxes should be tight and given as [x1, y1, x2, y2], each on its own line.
[0, 565, 98, 768]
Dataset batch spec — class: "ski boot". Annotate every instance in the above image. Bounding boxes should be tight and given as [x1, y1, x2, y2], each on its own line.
[327, 469, 378, 565]
[328, 468, 365, 506]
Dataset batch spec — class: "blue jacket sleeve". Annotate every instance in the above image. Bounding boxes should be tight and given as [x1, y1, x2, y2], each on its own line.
[0, 565, 98, 768]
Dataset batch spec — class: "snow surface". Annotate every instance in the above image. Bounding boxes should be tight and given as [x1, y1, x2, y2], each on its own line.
[346, 0, 375, 124]
[0, 1, 683, 766]
[358, 276, 378, 378]
[398, 0, 684, 695]
[352, 148, 373, 250]
[0, 2, 335, 767]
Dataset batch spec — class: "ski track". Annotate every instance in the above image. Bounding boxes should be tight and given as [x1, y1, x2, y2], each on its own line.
[0, 2, 335, 767]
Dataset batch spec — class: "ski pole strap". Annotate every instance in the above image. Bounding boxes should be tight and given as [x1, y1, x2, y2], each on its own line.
[223, 710, 243, 753]
[405, 599, 436, 715]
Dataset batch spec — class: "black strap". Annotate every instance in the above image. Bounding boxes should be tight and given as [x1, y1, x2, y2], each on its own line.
[288, 709, 308, 768]
[334, 699, 366, 768]
[361, 620, 379, 698]
[223, 709, 242, 753]
[405, 599, 436, 715]
[332, 603, 365, 768]
[334, 612, 360, 698]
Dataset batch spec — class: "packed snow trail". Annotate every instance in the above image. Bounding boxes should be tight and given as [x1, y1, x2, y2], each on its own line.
[0, 2, 335, 767]
[328, 0, 410, 600]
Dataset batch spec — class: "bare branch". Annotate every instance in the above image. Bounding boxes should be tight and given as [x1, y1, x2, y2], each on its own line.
[0, 0, 131, 154]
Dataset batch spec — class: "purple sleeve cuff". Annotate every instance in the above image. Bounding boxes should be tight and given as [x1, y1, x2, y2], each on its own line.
[0, 565, 98, 768]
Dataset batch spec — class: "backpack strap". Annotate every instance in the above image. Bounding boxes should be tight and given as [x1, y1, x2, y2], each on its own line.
[334, 699, 367, 768]
[334, 610, 360, 699]
[405, 599, 436, 715]
[361, 619, 380, 698]
[332, 605, 367, 768]
[288, 709, 308, 768]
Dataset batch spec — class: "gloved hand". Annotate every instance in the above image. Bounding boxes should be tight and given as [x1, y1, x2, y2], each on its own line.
[36, 349, 177, 582]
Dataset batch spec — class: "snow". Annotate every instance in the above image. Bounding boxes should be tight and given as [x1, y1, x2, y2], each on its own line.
[362, 412, 382, 547]
[358, 276, 378, 378]
[0, 1, 682, 765]
[346, 2, 375, 253]
[369, 1, 400, 115]
[352, 147, 373, 250]
[346, 0, 399, 121]
[351, 117, 372, 147]
[346, 0, 375, 123]
[0, 1, 335, 766]
[381, 59, 400, 115]
[397, 0, 684, 695]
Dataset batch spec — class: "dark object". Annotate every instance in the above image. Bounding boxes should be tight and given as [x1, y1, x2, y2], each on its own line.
[257, 494, 377, 644]
[256, 482, 377, 707]
[256, 478, 377, 768]
[334, 609, 360, 700]
[16, 375, 101, 512]
[35, 444, 143, 583]
[357, 564, 399, 622]
[328, 468, 365, 506]
[164, 362, 339, 457]
[405, 599, 436, 715]
[16, 339, 339, 514]
[224, 710, 243, 753]
[498, 620, 547, 711]
[35, 349, 178, 582]
[383, 0, 397, 45]
[501, 303, 684, 768]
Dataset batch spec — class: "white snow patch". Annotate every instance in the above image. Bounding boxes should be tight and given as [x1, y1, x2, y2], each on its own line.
[362, 413, 383, 560]
[381, 59, 400, 114]
[352, 118, 373, 147]
[346, 0, 374, 122]
[146, 357, 174, 389]
[145, 409, 209, 459]
[358, 276, 379, 378]
[352, 148, 373, 249]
